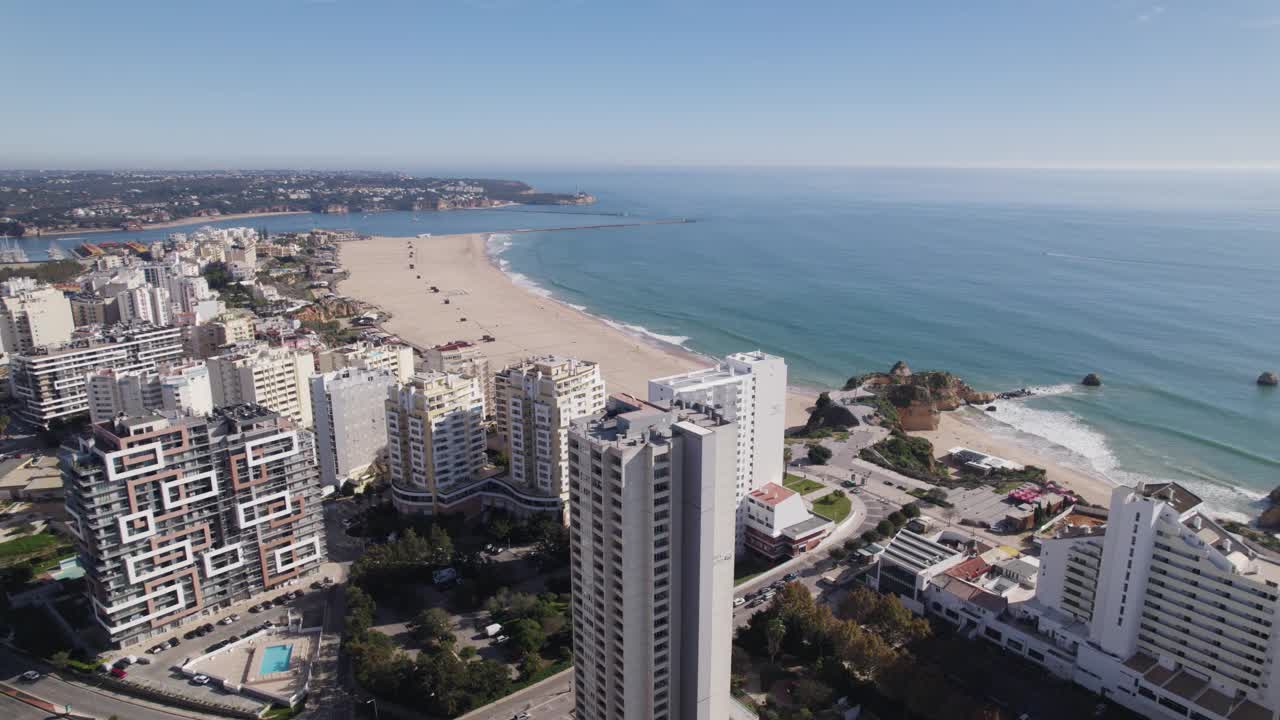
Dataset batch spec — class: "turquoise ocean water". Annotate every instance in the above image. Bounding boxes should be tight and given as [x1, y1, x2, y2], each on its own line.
[21, 168, 1280, 516]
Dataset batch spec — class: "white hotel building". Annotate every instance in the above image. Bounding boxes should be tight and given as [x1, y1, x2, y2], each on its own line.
[648, 351, 787, 547]
[875, 481, 1280, 720]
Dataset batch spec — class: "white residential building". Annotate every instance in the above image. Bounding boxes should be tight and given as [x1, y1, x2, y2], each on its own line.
[495, 356, 606, 506]
[648, 351, 787, 547]
[0, 277, 75, 356]
[568, 394, 739, 720]
[424, 341, 492, 413]
[207, 344, 317, 427]
[9, 324, 185, 426]
[316, 341, 414, 384]
[116, 285, 173, 327]
[85, 361, 214, 422]
[385, 372, 487, 515]
[310, 367, 396, 491]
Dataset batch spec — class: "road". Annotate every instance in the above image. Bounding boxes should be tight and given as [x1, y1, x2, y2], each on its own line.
[459, 670, 575, 720]
[1, 648, 227, 720]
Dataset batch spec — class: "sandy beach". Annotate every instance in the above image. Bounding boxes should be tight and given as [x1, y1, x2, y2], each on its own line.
[342, 232, 1118, 505]
[911, 411, 1115, 506]
[35, 210, 308, 237]
[341, 233, 817, 425]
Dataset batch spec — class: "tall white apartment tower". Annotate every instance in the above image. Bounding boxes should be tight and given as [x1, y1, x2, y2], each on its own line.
[385, 372, 487, 515]
[568, 395, 738, 720]
[649, 351, 787, 546]
[495, 356, 606, 504]
[310, 367, 396, 490]
[0, 277, 75, 356]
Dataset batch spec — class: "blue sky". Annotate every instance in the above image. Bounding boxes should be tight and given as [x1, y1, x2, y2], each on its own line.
[5, 0, 1279, 169]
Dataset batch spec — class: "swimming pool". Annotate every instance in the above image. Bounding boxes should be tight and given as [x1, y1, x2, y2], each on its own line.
[259, 644, 293, 674]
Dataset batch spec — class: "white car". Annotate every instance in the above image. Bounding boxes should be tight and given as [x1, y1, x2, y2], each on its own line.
[191, 674, 211, 686]
[19, 671, 41, 682]
[219, 617, 234, 625]
[732, 597, 746, 608]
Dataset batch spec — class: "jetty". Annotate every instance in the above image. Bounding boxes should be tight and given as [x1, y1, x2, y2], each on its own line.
[504, 218, 694, 234]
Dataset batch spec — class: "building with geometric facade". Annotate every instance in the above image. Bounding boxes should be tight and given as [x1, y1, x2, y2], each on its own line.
[60, 404, 326, 647]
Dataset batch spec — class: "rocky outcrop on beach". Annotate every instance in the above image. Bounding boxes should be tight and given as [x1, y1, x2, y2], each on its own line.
[1260, 488, 1280, 530]
[802, 392, 861, 434]
[292, 296, 364, 323]
[1081, 373, 1103, 387]
[890, 360, 912, 378]
[842, 362, 1006, 431]
[1259, 371, 1279, 387]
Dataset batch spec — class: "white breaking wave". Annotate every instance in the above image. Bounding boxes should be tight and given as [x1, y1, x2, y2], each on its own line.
[984, 394, 1119, 475]
[979, 387, 1266, 518]
[599, 317, 692, 349]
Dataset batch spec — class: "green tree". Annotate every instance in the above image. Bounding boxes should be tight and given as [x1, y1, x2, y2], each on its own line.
[0, 415, 10, 437]
[408, 607, 454, 648]
[888, 511, 905, 527]
[766, 616, 786, 663]
[902, 502, 921, 519]
[876, 519, 894, 536]
[519, 650, 545, 680]
[807, 444, 833, 465]
[827, 546, 847, 562]
[49, 650, 71, 669]
[507, 618, 546, 656]
[815, 392, 832, 411]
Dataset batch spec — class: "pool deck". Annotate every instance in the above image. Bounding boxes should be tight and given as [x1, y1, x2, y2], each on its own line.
[186, 629, 319, 702]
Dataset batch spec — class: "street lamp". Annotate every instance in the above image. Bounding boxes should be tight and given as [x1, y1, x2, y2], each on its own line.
[364, 698, 379, 720]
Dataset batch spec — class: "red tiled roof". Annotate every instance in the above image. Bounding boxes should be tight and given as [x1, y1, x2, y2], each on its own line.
[944, 556, 991, 582]
[750, 482, 796, 507]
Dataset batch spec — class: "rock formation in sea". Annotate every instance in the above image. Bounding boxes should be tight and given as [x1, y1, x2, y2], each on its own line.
[889, 360, 912, 378]
[1259, 371, 1279, 387]
[1081, 373, 1103, 387]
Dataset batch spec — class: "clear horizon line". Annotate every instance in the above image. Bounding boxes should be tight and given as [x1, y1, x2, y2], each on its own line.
[4, 161, 1280, 174]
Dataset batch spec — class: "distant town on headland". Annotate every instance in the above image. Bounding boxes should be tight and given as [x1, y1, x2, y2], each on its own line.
[0, 170, 595, 237]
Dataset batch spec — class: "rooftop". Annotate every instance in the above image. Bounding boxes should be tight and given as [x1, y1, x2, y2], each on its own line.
[1140, 481, 1202, 514]
[882, 528, 962, 575]
[749, 482, 796, 508]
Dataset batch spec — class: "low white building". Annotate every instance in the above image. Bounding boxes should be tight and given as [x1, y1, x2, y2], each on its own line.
[742, 482, 832, 560]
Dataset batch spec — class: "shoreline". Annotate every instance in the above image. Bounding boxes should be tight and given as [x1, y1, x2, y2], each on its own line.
[909, 409, 1118, 507]
[340, 232, 817, 427]
[32, 210, 310, 237]
[340, 231, 1122, 505]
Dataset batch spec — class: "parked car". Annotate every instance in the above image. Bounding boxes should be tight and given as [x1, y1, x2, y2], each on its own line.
[19, 671, 41, 682]
[230, 613, 241, 622]
[109, 667, 127, 679]
[783, 572, 799, 582]
[190, 674, 210, 686]
[732, 597, 746, 608]
[149, 644, 165, 653]
[219, 616, 234, 625]
[202, 623, 215, 633]
[493, 635, 510, 645]
[249, 604, 262, 613]
[135, 657, 151, 665]
[168, 637, 181, 648]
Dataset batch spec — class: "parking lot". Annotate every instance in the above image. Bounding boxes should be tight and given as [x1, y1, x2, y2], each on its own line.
[111, 575, 336, 712]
